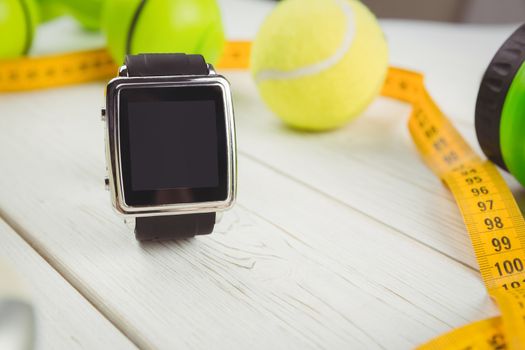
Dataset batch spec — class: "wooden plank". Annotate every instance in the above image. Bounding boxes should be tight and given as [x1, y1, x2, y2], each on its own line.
[0, 79, 499, 348]
[0, 219, 136, 349]
[230, 71, 475, 267]
[381, 21, 519, 124]
[1, 18, 518, 349]
[225, 18, 521, 268]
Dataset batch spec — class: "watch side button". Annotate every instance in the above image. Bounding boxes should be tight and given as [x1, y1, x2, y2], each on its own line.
[101, 108, 106, 122]
[104, 177, 110, 191]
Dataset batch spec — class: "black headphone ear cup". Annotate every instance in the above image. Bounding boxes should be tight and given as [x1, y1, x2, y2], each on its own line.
[475, 24, 525, 171]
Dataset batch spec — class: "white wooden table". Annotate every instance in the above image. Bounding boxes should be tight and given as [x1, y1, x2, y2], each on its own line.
[1, 1, 524, 348]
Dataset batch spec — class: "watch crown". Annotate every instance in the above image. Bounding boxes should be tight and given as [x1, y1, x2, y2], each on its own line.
[101, 107, 106, 122]
[104, 177, 110, 191]
[207, 64, 216, 76]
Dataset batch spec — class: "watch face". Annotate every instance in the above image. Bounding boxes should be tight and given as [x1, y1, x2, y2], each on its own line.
[118, 84, 229, 207]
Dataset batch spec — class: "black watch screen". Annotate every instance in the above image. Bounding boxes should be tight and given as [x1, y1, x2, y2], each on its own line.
[118, 85, 229, 206]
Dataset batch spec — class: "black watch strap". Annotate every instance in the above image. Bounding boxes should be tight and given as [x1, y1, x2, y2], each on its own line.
[135, 213, 216, 241]
[125, 53, 215, 241]
[125, 53, 209, 76]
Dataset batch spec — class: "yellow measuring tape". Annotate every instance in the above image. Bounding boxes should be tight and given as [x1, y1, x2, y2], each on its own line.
[2, 43, 525, 348]
[382, 68, 525, 349]
[0, 41, 251, 92]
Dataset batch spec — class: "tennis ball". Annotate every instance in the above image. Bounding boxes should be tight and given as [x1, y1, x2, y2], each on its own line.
[0, 0, 39, 59]
[101, 0, 225, 65]
[251, 0, 388, 131]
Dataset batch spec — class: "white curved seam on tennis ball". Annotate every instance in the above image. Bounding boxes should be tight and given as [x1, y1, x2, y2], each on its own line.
[254, 0, 355, 83]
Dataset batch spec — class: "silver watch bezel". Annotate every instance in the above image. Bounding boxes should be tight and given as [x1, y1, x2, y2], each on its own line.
[104, 69, 236, 217]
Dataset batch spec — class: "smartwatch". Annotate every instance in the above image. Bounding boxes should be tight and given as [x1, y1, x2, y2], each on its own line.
[103, 53, 237, 241]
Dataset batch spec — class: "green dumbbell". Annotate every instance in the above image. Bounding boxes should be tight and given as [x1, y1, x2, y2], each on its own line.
[0, 0, 225, 65]
[38, 0, 103, 30]
[101, 0, 225, 65]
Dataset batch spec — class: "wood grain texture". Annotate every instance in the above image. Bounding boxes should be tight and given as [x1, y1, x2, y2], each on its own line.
[0, 219, 136, 350]
[228, 21, 524, 270]
[0, 106, 499, 348]
[0, 15, 521, 350]
[0, 71, 496, 350]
